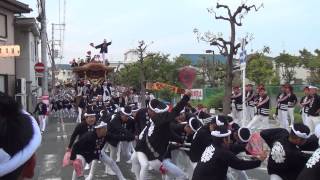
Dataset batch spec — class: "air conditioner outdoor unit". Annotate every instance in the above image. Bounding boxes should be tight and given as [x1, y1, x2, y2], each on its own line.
[15, 94, 27, 110]
[16, 78, 26, 94]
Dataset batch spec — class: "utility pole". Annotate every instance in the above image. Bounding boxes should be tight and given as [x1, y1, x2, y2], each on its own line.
[240, 38, 247, 127]
[51, 24, 56, 94]
[137, 41, 147, 108]
[40, 0, 48, 95]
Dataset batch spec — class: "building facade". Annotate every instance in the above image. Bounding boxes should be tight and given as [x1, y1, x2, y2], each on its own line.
[0, 0, 31, 96]
[15, 17, 40, 111]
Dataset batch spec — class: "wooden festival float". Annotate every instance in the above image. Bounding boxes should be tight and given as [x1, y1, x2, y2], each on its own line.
[72, 61, 114, 85]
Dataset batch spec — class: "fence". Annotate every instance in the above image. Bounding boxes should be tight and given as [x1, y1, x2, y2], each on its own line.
[203, 84, 315, 99]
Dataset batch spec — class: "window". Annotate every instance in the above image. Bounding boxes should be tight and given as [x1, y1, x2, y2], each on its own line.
[0, 13, 8, 39]
[0, 75, 5, 93]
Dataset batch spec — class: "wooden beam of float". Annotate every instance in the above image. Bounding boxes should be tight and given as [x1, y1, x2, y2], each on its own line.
[72, 61, 114, 81]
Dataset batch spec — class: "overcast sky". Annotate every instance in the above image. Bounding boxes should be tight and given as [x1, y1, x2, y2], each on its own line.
[22, 0, 320, 64]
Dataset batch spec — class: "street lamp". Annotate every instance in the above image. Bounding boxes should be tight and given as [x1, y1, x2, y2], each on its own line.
[205, 50, 215, 62]
[205, 50, 216, 87]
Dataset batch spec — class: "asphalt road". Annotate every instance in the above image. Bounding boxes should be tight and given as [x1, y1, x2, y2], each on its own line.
[33, 115, 269, 180]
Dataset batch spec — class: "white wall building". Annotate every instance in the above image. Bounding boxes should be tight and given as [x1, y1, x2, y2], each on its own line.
[15, 17, 40, 111]
[54, 64, 74, 84]
[0, 0, 31, 96]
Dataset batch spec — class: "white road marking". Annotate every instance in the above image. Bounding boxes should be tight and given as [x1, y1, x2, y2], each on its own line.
[38, 154, 60, 178]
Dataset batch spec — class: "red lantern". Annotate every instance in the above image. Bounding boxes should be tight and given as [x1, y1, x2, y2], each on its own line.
[178, 66, 197, 89]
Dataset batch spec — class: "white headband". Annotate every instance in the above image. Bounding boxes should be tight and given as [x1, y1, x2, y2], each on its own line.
[84, 113, 96, 117]
[215, 116, 224, 126]
[149, 102, 169, 114]
[99, 110, 104, 117]
[188, 117, 203, 132]
[238, 128, 252, 143]
[309, 85, 318, 89]
[95, 121, 108, 129]
[0, 111, 42, 176]
[120, 108, 132, 116]
[197, 115, 213, 125]
[211, 130, 231, 138]
[291, 125, 310, 139]
[315, 124, 320, 138]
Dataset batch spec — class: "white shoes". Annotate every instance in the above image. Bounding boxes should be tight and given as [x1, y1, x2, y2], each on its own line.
[105, 166, 116, 175]
[85, 174, 93, 180]
[84, 163, 90, 170]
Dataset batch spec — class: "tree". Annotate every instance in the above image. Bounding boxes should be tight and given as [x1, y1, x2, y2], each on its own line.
[115, 54, 192, 93]
[299, 49, 320, 83]
[194, 2, 262, 114]
[275, 52, 300, 83]
[247, 53, 274, 85]
[196, 55, 225, 87]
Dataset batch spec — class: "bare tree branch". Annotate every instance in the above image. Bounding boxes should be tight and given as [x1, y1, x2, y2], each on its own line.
[233, 4, 260, 19]
[216, 3, 232, 18]
[233, 43, 242, 55]
[216, 37, 231, 45]
[234, 14, 243, 26]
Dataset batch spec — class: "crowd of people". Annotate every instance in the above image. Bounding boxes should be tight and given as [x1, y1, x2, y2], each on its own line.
[2, 81, 320, 180]
[60, 81, 320, 180]
[231, 83, 320, 133]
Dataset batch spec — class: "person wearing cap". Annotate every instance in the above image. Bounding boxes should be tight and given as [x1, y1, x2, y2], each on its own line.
[192, 126, 266, 180]
[286, 85, 297, 126]
[96, 95, 105, 110]
[171, 115, 204, 179]
[105, 100, 117, 114]
[247, 87, 270, 130]
[33, 97, 48, 133]
[133, 107, 150, 138]
[231, 86, 243, 125]
[229, 127, 253, 180]
[67, 109, 97, 151]
[70, 121, 127, 180]
[261, 123, 312, 180]
[299, 87, 312, 126]
[103, 82, 112, 102]
[120, 107, 137, 164]
[306, 85, 320, 132]
[119, 93, 126, 108]
[245, 84, 255, 123]
[132, 90, 192, 180]
[77, 95, 88, 123]
[50, 98, 59, 118]
[105, 106, 135, 174]
[87, 98, 100, 121]
[297, 124, 320, 180]
[62, 96, 71, 118]
[189, 113, 224, 163]
[276, 84, 290, 130]
[0, 92, 42, 180]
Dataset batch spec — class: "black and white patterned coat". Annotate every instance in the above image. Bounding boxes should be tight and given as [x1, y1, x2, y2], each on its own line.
[192, 144, 261, 180]
[135, 95, 190, 161]
[261, 128, 311, 180]
[297, 147, 320, 180]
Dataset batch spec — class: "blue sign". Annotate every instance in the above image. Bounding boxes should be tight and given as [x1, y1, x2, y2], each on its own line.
[239, 50, 247, 64]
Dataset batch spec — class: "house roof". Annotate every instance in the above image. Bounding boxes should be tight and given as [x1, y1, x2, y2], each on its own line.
[0, 0, 32, 14]
[15, 17, 40, 36]
[180, 54, 229, 65]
